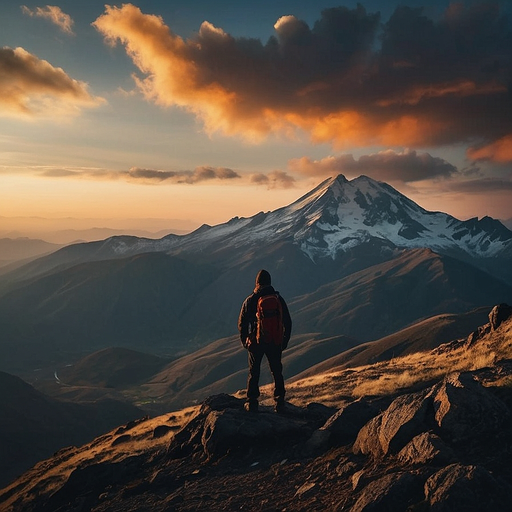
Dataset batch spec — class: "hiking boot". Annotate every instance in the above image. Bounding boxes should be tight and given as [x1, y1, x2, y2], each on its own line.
[274, 400, 286, 414]
[244, 400, 258, 413]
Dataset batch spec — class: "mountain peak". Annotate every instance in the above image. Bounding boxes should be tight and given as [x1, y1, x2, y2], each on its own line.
[281, 174, 512, 262]
[6, 174, 511, 284]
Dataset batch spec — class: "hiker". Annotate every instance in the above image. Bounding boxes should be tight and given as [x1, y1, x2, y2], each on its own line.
[238, 269, 292, 413]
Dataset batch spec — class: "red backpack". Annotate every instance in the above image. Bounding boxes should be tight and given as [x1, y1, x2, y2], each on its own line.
[256, 294, 284, 345]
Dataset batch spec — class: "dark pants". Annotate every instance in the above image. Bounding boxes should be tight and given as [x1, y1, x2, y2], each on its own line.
[247, 343, 285, 403]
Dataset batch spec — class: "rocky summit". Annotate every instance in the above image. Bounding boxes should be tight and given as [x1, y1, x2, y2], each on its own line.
[2, 304, 512, 511]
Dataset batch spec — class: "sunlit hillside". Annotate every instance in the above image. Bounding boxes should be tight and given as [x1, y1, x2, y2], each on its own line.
[282, 305, 512, 407]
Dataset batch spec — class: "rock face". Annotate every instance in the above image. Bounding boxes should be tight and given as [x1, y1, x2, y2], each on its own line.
[167, 394, 325, 462]
[349, 370, 512, 510]
[433, 372, 511, 443]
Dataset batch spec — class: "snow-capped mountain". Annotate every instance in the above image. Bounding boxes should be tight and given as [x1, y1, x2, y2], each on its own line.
[3, 174, 511, 287]
[90, 174, 512, 263]
[284, 174, 512, 260]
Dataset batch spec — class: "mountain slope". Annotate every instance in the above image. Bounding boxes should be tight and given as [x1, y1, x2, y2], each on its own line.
[2, 305, 512, 512]
[290, 248, 512, 340]
[0, 371, 143, 489]
[292, 306, 491, 381]
[2, 246, 510, 377]
[0, 252, 219, 372]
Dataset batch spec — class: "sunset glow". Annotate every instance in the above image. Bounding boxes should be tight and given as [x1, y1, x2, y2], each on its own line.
[1, 0, 511, 242]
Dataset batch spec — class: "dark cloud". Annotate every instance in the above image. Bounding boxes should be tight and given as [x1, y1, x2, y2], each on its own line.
[289, 149, 457, 183]
[446, 176, 512, 193]
[94, 3, 512, 157]
[249, 170, 296, 189]
[27, 165, 300, 189]
[37, 165, 241, 184]
[126, 166, 240, 184]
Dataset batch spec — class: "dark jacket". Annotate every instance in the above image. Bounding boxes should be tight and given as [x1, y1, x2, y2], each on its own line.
[238, 285, 292, 349]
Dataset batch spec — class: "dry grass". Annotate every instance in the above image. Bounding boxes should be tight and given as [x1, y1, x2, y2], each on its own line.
[0, 406, 200, 511]
[280, 320, 512, 408]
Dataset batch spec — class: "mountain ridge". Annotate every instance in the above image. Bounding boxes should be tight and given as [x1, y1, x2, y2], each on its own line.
[2, 174, 511, 286]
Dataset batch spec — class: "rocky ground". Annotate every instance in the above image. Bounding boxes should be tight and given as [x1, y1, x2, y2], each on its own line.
[2, 304, 512, 511]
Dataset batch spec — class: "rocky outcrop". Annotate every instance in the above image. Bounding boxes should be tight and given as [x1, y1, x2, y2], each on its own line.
[167, 394, 327, 462]
[353, 387, 435, 458]
[425, 464, 511, 512]
[347, 370, 512, 510]
[163, 363, 512, 511]
[489, 303, 512, 331]
[433, 372, 511, 444]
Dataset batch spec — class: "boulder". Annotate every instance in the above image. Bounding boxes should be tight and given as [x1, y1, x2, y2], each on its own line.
[167, 394, 313, 462]
[349, 471, 424, 512]
[353, 388, 433, 458]
[200, 407, 308, 460]
[379, 387, 434, 455]
[425, 463, 510, 511]
[322, 399, 378, 445]
[353, 415, 384, 458]
[433, 373, 511, 444]
[397, 432, 455, 466]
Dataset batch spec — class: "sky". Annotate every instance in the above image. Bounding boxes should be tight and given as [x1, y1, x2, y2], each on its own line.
[1, 0, 512, 241]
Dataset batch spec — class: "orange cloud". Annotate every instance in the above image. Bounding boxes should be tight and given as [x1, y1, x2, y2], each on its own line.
[93, 6, 248, 138]
[93, 3, 512, 149]
[21, 5, 74, 35]
[0, 47, 104, 118]
[467, 134, 512, 163]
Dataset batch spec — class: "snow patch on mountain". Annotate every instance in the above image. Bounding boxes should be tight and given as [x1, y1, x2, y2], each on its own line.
[290, 175, 512, 261]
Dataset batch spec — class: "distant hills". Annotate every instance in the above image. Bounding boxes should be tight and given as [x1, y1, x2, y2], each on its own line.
[31, 307, 492, 414]
[0, 238, 64, 272]
[1, 174, 511, 376]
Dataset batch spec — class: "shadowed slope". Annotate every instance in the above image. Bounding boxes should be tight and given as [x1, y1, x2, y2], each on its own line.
[291, 248, 512, 341]
[0, 372, 144, 489]
[292, 306, 491, 380]
[2, 306, 512, 511]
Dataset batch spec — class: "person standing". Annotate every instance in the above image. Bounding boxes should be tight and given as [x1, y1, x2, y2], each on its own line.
[238, 269, 292, 413]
